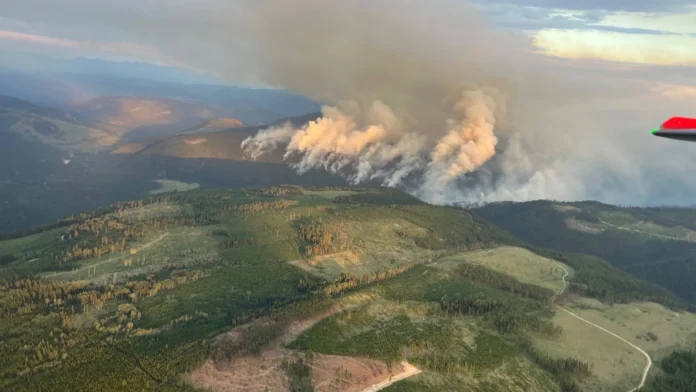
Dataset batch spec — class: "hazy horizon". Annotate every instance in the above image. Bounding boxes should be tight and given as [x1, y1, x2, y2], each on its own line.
[1, 0, 695, 207]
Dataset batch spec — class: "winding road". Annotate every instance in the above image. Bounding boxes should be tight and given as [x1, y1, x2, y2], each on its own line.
[554, 263, 652, 392]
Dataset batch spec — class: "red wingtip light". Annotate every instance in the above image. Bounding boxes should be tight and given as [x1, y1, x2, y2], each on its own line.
[662, 117, 696, 131]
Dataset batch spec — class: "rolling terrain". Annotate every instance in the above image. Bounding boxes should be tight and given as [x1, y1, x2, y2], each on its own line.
[0, 95, 117, 152]
[2, 186, 695, 392]
[0, 105, 334, 234]
[473, 201, 696, 305]
[69, 96, 221, 142]
[112, 112, 320, 161]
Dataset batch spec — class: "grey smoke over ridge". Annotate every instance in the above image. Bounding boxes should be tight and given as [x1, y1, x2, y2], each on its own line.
[231, 0, 523, 203]
[241, 87, 506, 198]
[3, 0, 696, 205]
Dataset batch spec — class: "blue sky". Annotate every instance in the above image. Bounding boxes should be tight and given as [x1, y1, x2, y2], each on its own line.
[473, 0, 696, 65]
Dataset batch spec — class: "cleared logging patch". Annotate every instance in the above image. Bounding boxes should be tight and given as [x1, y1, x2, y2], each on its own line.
[435, 247, 572, 294]
[149, 179, 200, 195]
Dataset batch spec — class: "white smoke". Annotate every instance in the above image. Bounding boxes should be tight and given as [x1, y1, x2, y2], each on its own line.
[242, 87, 505, 199]
[241, 123, 297, 161]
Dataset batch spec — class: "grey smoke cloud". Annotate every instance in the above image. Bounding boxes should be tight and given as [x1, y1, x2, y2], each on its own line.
[2, 0, 696, 206]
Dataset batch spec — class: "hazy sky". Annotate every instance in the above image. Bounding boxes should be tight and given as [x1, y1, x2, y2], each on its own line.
[0, 0, 695, 206]
[1, 0, 695, 68]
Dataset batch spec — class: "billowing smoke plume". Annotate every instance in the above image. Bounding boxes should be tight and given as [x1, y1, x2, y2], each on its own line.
[5, 0, 696, 205]
[232, 0, 523, 202]
[242, 87, 506, 199]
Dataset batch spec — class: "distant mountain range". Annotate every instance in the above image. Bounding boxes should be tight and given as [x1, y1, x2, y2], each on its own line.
[0, 51, 228, 85]
[0, 54, 320, 126]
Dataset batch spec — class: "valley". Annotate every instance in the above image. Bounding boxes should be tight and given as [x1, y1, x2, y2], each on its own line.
[0, 94, 336, 234]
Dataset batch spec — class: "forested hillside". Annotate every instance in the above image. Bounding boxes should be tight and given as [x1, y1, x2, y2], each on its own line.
[1, 187, 693, 391]
[473, 201, 696, 305]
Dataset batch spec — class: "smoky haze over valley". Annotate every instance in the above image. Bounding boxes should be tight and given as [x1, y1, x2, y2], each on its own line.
[1, 0, 696, 206]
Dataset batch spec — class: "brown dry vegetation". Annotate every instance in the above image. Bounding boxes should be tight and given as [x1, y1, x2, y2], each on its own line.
[187, 304, 409, 392]
[291, 219, 436, 280]
[188, 350, 402, 392]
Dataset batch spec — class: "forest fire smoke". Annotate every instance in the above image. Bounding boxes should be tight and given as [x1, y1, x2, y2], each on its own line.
[242, 88, 505, 192]
[8, 0, 696, 205]
[235, 0, 519, 201]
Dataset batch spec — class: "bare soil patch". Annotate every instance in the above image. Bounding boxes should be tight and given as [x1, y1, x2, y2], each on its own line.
[187, 304, 412, 392]
[185, 137, 207, 145]
[188, 349, 401, 392]
[565, 218, 604, 234]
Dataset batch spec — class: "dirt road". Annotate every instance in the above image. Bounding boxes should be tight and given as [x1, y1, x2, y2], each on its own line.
[48, 231, 207, 279]
[597, 217, 690, 242]
[554, 263, 652, 391]
[49, 232, 172, 279]
[358, 362, 422, 392]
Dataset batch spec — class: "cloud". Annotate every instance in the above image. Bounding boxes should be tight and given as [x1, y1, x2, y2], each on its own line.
[534, 29, 696, 65]
[472, 0, 695, 12]
[473, 3, 696, 66]
[593, 10, 696, 35]
[1, 0, 696, 206]
[0, 30, 161, 61]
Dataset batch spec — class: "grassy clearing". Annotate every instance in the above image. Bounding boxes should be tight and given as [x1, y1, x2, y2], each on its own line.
[565, 298, 696, 360]
[596, 211, 696, 241]
[535, 308, 642, 392]
[149, 179, 201, 195]
[303, 189, 359, 199]
[115, 203, 192, 222]
[536, 296, 696, 392]
[434, 247, 572, 294]
[553, 202, 696, 242]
